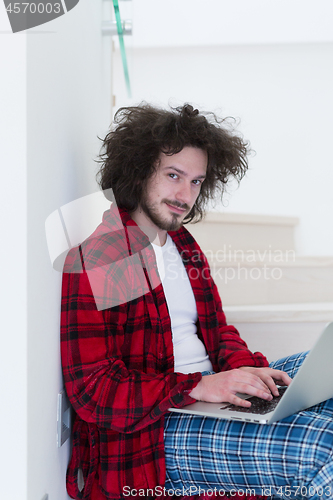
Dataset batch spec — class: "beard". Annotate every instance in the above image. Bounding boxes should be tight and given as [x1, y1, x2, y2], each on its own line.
[140, 195, 190, 232]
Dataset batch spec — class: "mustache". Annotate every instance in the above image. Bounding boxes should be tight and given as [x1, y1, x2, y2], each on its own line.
[163, 199, 190, 211]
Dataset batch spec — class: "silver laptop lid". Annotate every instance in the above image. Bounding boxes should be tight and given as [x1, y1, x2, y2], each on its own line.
[169, 322, 333, 424]
[269, 321, 333, 423]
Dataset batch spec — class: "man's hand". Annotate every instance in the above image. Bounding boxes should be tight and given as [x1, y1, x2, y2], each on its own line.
[238, 366, 292, 397]
[189, 367, 292, 407]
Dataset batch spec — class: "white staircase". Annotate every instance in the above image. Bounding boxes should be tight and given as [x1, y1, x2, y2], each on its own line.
[187, 213, 333, 360]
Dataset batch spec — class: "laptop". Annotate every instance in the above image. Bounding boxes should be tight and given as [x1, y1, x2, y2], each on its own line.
[168, 322, 333, 424]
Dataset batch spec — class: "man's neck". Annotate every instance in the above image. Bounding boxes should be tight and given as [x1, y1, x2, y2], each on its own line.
[130, 208, 167, 247]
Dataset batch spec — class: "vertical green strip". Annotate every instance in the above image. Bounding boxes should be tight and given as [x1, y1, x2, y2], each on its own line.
[112, 0, 131, 98]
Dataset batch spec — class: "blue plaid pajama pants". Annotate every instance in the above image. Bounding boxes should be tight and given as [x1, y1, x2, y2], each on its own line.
[164, 352, 333, 500]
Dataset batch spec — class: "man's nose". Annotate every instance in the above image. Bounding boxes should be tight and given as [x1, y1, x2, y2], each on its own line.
[175, 181, 192, 205]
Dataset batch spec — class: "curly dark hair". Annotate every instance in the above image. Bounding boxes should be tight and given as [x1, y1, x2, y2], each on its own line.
[96, 103, 250, 223]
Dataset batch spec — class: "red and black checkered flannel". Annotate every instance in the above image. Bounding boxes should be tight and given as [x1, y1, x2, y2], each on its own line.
[61, 204, 269, 499]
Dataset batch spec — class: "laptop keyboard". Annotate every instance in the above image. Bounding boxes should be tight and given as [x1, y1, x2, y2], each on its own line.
[220, 386, 288, 415]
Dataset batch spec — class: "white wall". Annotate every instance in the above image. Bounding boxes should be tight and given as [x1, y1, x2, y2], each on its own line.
[1, 1, 332, 498]
[130, 0, 333, 48]
[0, 12, 27, 500]
[26, 2, 113, 497]
[114, 26, 333, 256]
[1, 1, 113, 499]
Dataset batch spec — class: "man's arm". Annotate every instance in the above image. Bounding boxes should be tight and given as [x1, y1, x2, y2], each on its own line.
[61, 261, 202, 433]
[189, 250, 291, 405]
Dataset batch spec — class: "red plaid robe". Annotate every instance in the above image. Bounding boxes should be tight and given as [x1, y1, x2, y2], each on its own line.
[61, 203, 269, 499]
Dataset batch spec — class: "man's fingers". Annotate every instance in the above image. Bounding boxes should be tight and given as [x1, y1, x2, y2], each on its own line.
[236, 382, 272, 401]
[258, 375, 280, 397]
[229, 394, 252, 408]
[274, 370, 292, 386]
[238, 366, 277, 394]
[240, 367, 293, 397]
[267, 369, 292, 388]
[260, 370, 292, 397]
[235, 372, 273, 397]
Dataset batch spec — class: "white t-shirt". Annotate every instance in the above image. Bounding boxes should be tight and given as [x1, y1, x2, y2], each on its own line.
[151, 234, 213, 374]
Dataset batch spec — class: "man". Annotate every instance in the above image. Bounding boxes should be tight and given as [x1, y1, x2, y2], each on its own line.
[61, 104, 333, 500]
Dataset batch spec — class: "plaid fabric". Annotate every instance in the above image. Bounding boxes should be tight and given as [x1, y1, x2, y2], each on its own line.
[61, 203, 269, 499]
[164, 351, 333, 500]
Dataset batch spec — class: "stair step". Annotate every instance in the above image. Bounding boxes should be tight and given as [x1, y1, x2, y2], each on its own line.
[207, 256, 333, 267]
[224, 302, 333, 323]
[224, 303, 333, 362]
[187, 212, 299, 253]
[208, 256, 333, 306]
